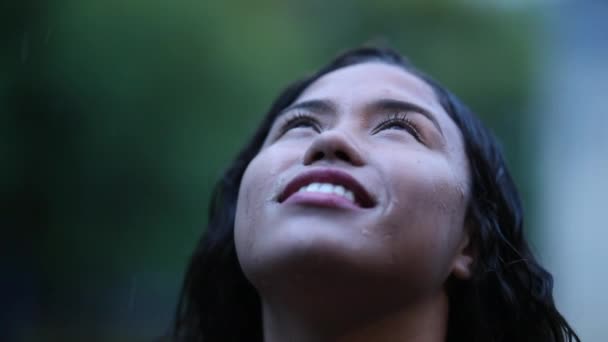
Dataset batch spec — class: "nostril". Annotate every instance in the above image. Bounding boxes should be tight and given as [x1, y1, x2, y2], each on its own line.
[303, 132, 364, 166]
[307, 150, 355, 165]
[335, 150, 350, 162]
[312, 151, 325, 162]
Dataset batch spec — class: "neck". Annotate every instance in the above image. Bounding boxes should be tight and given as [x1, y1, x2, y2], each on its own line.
[261, 291, 449, 342]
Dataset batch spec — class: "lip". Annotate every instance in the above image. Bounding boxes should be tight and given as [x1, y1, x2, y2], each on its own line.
[277, 168, 376, 209]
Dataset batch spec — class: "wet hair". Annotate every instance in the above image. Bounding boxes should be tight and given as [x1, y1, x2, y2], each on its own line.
[172, 47, 579, 342]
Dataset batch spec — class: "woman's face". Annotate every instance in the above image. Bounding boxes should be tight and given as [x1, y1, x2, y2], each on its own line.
[235, 62, 473, 302]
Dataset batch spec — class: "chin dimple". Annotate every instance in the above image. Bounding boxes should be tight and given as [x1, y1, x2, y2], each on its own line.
[297, 182, 356, 202]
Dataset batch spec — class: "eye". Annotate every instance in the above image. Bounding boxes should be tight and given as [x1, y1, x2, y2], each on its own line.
[373, 113, 423, 142]
[279, 113, 321, 135]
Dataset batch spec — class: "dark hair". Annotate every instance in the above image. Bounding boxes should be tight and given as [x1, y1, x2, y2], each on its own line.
[172, 47, 579, 342]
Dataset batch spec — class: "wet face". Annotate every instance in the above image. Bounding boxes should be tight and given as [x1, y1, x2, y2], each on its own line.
[235, 62, 473, 304]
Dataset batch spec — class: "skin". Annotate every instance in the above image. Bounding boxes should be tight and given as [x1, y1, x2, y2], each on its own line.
[234, 62, 474, 342]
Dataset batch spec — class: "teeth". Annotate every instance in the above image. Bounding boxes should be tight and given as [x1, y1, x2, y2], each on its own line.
[334, 185, 346, 196]
[345, 191, 354, 202]
[298, 182, 356, 203]
[318, 183, 333, 193]
[308, 183, 320, 192]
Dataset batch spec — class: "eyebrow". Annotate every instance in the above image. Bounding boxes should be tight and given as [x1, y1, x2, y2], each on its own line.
[278, 99, 336, 117]
[278, 98, 443, 136]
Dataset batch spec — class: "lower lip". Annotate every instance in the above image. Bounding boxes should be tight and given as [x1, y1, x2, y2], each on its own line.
[282, 192, 362, 210]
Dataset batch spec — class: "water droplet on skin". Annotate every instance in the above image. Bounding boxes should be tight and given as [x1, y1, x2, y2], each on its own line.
[456, 182, 467, 200]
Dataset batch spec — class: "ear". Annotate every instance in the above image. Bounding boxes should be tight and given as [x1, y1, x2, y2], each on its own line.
[451, 232, 474, 280]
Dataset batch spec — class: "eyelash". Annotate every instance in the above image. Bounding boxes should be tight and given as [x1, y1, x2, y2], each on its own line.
[280, 112, 321, 134]
[373, 113, 423, 142]
[279, 112, 423, 142]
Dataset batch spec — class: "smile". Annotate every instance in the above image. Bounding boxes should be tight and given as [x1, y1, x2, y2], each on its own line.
[278, 168, 376, 209]
[297, 182, 355, 202]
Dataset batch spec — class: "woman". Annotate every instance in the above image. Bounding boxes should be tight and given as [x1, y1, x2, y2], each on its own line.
[172, 47, 579, 341]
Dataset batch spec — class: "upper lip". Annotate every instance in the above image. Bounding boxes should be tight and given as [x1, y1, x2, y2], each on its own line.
[277, 168, 376, 208]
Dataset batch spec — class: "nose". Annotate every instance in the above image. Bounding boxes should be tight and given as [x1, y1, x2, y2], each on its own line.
[303, 130, 365, 166]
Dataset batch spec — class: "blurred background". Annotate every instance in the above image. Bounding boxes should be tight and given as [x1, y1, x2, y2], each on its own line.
[1, 0, 606, 341]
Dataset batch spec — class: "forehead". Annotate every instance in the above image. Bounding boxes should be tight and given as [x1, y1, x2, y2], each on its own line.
[297, 62, 441, 111]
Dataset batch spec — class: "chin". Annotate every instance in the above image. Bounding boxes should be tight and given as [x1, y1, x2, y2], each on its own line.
[238, 225, 385, 289]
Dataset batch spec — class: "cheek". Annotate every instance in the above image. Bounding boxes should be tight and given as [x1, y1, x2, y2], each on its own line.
[385, 157, 466, 219]
[234, 146, 301, 264]
[234, 158, 266, 280]
[235, 155, 268, 253]
[236, 145, 299, 214]
[235, 167, 261, 235]
[379, 157, 469, 276]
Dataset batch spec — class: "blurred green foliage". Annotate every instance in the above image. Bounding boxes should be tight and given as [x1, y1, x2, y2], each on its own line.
[2, 1, 539, 340]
